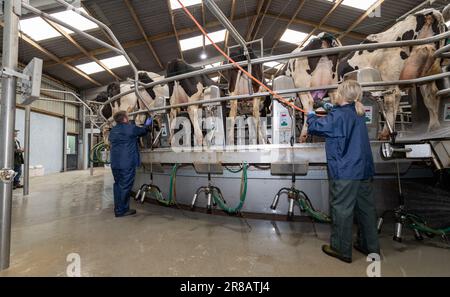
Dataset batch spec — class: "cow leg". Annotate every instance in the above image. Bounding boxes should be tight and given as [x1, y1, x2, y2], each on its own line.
[252, 96, 266, 145]
[379, 87, 401, 140]
[299, 92, 314, 143]
[169, 108, 178, 145]
[188, 105, 203, 147]
[227, 99, 238, 145]
[420, 82, 441, 132]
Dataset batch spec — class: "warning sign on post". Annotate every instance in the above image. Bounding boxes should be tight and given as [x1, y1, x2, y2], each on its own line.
[364, 106, 373, 124]
[444, 103, 450, 122]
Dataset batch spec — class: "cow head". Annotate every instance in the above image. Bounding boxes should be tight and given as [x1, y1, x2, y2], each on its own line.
[94, 91, 111, 120]
[107, 82, 121, 98]
[316, 32, 342, 49]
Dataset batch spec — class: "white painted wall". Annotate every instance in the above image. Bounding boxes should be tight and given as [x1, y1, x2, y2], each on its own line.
[15, 109, 64, 175]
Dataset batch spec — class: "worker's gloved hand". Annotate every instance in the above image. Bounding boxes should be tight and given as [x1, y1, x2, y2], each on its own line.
[307, 110, 316, 117]
[323, 102, 334, 112]
[144, 117, 153, 127]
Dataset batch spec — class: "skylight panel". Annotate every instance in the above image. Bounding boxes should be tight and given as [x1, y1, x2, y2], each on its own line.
[280, 29, 314, 45]
[76, 55, 129, 75]
[19, 17, 61, 41]
[170, 0, 202, 10]
[51, 8, 98, 32]
[76, 62, 104, 75]
[180, 29, 227, 51]
[211, 76, 219, 82]
[101, 56, 130, 69]
[327, 0, 378, 11]
[19, 8, 98, 41]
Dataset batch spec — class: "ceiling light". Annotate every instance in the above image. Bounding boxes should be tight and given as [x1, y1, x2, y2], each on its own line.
[200, 52, 207, 60]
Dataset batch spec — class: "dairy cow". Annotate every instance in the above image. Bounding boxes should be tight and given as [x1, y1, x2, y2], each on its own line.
[338, 5, 450, 138]
[284, 32, 342, 142]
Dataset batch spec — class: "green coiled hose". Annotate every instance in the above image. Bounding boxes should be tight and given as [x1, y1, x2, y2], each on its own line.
[89, 142, 110, 164]
[406, 213, 450, 237]
[211, 162, 248, 214]
[295, 190, 332, 224]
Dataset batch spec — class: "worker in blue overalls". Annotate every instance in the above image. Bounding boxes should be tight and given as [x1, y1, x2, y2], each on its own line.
[109, 111, 152, 217]
[307, 80, 380, 263]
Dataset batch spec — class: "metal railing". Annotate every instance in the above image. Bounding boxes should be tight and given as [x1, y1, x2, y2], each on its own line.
[99, 30, 450, 113]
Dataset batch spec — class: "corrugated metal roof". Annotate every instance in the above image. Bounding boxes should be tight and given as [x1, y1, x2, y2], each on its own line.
[2, 0, 448, 91]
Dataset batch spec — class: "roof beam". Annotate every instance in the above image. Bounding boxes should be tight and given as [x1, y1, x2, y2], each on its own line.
[123, 0, 164, 69]
[251, 0, 272, 41]
[338, 0, 385, 40]
[0, 21, 102, 86]
[81, 3, 117, 46]
[46, 13, 366, 68]
[246, 0, 265, 41]
[45, 14, 253, 67]
[265, 13, 366, 41]
[167, 0, 184, 60]
[270, 0, 306, 54]
[297, 0, 344, 48]
[43, 19, 121, 81]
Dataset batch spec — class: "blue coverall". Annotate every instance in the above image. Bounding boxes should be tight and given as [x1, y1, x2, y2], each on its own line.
[109, 123, 148, 216]
[308, 103, 380, 259]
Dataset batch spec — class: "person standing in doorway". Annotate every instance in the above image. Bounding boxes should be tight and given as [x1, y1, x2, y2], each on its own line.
[109, 111, 152, 217]
[14, 129, 24, 190]
[307, 80, 380, 263]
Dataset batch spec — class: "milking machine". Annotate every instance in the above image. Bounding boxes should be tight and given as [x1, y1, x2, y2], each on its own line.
[269, 76, 331, 223]
[375, 66, 450, 244]
[135, 163, 178, 206]
[191, 164, 224, 214]
[90, 141, 110, 164]
[377, 160, 450, 243]
[190, 162, 248, 215]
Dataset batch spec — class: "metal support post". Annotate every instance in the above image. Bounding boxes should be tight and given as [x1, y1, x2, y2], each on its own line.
[23, 106, 31, 196]
[0, 0, 20, 271]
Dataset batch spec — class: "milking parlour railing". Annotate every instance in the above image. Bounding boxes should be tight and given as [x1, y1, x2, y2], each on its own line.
[100, 30, 450, 119]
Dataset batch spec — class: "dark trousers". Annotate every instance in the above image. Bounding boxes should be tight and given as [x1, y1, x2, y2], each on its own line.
[112, 167, 136, 216]
[14, 164, 22, 185]
[329, 179, 380, 259]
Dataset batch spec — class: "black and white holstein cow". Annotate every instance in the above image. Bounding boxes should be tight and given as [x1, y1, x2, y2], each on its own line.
[338, 5, 450, 139]
[284, 32, 342, 142]
[226, 48, 267, 145]
[94, 72, 167, 145]
[166, 59, 218, 146]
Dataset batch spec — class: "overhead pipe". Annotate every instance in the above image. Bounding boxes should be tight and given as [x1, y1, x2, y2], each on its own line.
[100, 30, 450, 107]
[203, 0, 253, 93]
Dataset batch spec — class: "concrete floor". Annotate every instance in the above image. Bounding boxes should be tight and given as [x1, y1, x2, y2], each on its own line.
[1, 168, 449, 277]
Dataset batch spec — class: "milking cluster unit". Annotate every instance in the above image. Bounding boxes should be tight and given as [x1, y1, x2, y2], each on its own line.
[85, 0, 450, 243]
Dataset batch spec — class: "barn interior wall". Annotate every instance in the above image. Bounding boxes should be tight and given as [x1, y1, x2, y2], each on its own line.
[1, 55, 82, 174]
[14, 108, 64, 175]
